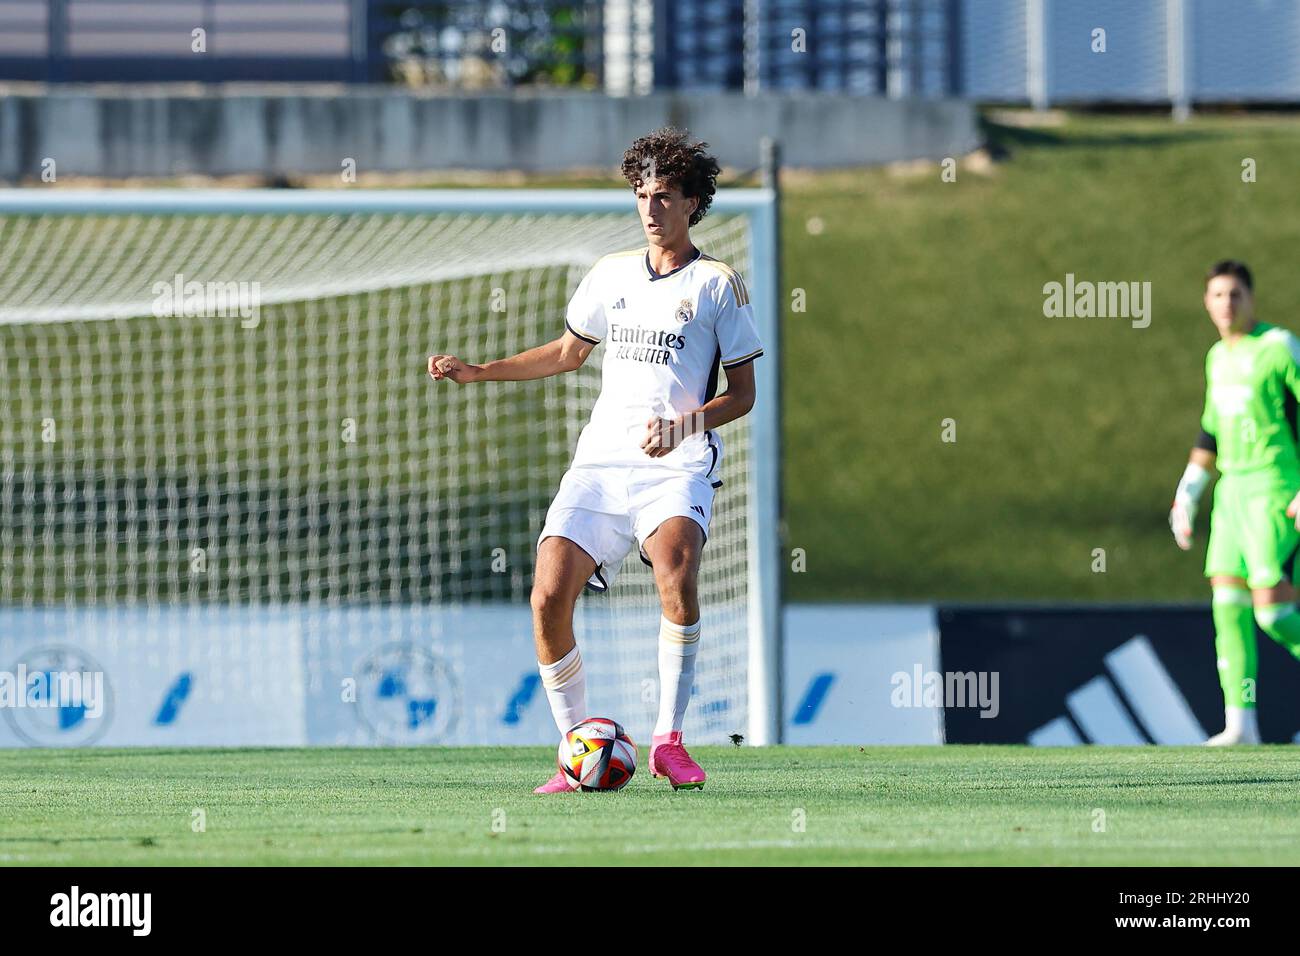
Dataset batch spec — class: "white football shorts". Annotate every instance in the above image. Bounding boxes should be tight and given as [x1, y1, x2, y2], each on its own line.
[537, 465, 715, 592]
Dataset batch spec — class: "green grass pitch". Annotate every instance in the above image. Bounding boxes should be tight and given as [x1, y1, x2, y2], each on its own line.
[4, 745, 1298, 865]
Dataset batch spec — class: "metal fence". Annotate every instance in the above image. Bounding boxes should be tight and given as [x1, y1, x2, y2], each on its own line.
[656, 0, 958, 96]
[1, 0, 1299, 105]
[0, 0, 366, 82]
[0, 0, 958, 92]
[962, 0, 1300, 109]
[0, 0, 612, 85]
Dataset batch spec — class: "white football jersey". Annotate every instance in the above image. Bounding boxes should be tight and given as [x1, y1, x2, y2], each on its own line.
[563, 246, 764, 482]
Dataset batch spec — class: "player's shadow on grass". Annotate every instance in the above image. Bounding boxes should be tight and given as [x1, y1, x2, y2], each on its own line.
[970, 774, 1300, 790]
[981, 119, 1237, 161]
[0, 835, 163, 845]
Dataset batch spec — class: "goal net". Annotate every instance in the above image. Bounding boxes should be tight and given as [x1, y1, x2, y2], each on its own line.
[0, 189, 780, 749]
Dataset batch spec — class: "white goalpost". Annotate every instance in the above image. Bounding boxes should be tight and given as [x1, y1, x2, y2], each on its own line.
[0, 188, 781, 748]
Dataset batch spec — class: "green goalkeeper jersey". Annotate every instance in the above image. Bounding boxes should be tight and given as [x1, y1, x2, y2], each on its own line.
[1201, 321, 1300, 481]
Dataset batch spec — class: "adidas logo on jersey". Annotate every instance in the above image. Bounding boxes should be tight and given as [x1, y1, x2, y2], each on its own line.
[612, 298, 626, 309]
[690, 505, 705, 517]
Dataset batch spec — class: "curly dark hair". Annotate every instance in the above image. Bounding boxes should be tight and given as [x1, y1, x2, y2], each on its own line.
[1205, 259, 1253, 292]
[621, 127, 720, 227]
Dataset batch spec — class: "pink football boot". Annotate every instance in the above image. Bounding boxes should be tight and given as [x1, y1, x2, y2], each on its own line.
[649, 731, 706, 790]
[533, 768, 575, 794]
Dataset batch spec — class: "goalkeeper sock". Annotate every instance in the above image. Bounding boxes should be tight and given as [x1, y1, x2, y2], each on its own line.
[538, 644, 586, 736]
[1255, 602, 1300, 662]
[1221, 705, 1259, 741]
[654, 616, 701, 736]
[1212, 587, 1258, 708]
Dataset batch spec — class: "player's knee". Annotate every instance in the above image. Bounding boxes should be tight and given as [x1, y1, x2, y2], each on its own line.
[1253, 601, 1293, 636]
[530, 583, 573, 621]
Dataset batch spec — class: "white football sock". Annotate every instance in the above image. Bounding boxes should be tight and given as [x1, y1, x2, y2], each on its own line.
[654, 616, 701, 736]
[538, 644, 586, 736]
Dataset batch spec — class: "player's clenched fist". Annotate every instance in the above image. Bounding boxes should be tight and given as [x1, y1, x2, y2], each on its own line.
[427, 353, 482, 384]
[641, 411, 703, 458]
[640, 416, 679, 458]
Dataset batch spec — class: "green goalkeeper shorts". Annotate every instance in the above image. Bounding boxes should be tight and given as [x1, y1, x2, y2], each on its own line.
[1205, 473, 1300, 589]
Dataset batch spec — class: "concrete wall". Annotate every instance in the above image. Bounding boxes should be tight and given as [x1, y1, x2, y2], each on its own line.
[0, 85, 979, 180]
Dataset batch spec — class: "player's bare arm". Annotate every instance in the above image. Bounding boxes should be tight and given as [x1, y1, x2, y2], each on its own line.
[427, 330, 595, 384]
[641, 360, 756, 458]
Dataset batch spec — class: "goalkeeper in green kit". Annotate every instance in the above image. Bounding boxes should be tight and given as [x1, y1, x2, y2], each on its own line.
[1170, 260, 1300, 745]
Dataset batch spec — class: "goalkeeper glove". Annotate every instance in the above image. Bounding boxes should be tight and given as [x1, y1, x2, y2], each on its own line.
[1170, 462, 1210, 551]
[1285, 490, 1300, 531]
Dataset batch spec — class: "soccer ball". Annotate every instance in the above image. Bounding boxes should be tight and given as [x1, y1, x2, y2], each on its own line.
[559, 717, 637, 791]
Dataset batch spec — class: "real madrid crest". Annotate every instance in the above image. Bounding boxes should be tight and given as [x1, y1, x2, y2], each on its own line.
[675, 298, 694, 324]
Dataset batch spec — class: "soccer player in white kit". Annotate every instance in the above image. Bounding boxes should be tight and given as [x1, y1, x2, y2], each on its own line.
[427, 128, 763, 791]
